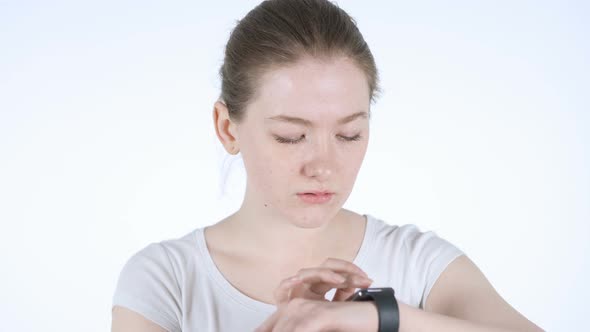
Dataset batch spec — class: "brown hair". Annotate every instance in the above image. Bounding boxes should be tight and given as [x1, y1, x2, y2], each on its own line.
[219, 0, 381, 122]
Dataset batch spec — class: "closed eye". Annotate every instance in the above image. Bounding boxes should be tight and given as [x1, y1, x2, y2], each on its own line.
[273, 134, 362, 144]
[273, 134, 305, 144]
[337, 134, 362, 142]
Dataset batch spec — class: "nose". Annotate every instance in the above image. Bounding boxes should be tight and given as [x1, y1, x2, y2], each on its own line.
[301, 137, 336, 181]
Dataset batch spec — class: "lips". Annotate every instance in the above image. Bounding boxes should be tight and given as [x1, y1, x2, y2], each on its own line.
[296, 191, 334, 204]
[300, 191, 333, 195]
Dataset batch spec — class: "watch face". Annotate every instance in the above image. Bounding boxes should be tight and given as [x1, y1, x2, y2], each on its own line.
[346, 289, 371, 301]
[346, 290, 360, 301]
[347, 288, 396, 301]
[358, 289, 370, 297]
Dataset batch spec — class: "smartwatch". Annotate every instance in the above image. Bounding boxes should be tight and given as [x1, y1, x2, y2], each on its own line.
[346, 287, 399, 332]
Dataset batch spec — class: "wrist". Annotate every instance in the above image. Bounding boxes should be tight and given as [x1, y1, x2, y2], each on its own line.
[395, 301, 416, 332]
[330, 301, 379, 332]
[347, 287, 399, 332]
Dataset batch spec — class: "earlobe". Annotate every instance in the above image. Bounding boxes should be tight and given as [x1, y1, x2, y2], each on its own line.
[213, 100, 240, 154]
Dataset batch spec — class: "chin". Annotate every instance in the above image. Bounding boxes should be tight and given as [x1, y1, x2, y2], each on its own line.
[286, 208, 340, 229]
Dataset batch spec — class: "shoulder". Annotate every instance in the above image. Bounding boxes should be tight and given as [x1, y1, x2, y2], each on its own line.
[366, 215, 464, 308]
[368, 215, 446, 249]
[122, 229, 199, 280]
[112, 229, 200, 332]
[369, 214, 463, 264]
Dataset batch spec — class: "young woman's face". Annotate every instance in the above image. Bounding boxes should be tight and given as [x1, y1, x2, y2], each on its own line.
[235, 56, 371, 228]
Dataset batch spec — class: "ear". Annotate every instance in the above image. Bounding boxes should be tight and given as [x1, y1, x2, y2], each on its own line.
[213, 100, 240, 155]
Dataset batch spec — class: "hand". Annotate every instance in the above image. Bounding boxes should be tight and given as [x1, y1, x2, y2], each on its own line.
[255, 298, 379, 332]
[273, 258, 374, 305]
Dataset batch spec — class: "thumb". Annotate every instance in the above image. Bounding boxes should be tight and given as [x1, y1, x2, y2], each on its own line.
[331, 286, 357, 302]
[332, 277, 373, 301]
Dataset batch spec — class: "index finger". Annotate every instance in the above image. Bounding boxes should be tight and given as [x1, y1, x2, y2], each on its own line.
[320, 258, 368, 277]
[273, 276, 303, 304]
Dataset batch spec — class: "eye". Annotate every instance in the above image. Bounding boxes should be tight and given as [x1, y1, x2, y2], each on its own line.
[273, 134, 362, 144]
[337, 134, 362, 142]
[274, 134, 305, 144]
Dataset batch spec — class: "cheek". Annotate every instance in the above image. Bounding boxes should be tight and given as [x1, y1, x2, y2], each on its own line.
[354, 144, 369, 168]
[242, 141, 295, 191]
[340, 144, 368, 179]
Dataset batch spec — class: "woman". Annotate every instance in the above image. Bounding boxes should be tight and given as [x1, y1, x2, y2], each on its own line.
[112, 0, 544, 331]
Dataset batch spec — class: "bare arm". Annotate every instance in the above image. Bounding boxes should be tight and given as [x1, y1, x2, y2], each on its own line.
[409, 254, 544, 332]
[111, 306, 169, 332]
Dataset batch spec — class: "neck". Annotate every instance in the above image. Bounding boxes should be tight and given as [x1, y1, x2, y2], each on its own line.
[221, 202, 353, 266]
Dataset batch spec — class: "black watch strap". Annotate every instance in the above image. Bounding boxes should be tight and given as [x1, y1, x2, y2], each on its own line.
[347, 287, 399, 332]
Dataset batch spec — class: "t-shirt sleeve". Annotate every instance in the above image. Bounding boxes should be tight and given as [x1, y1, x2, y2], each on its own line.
[401, 225, 464, 309]
[112, 243, 182, 332]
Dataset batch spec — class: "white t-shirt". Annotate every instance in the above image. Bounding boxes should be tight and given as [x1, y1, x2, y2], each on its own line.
[112, 214, 464, 331]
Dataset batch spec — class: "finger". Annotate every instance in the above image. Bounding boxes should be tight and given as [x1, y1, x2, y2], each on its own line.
[294, 268, 373, 296]
[331, 286, 357, 302]
[274, 276, 303, 304]
[296, 267, 349, 284]
[290, 267, 351, 296]
[346, 273, 374, 287]
[274, 268, 373, 304]
[320, 258, 369, 277]
[328, 274, 374, 302]
[331, 274, 374, 301]
[308, 274, 374, 297]
[274, 268, 348, 304]
[331, 275, 373, 301]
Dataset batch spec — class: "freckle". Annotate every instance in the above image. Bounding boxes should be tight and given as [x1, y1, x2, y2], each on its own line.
[264, 204, 268, 207]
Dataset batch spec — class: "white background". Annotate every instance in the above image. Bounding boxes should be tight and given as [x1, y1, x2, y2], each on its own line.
[1, 1, 588, 331]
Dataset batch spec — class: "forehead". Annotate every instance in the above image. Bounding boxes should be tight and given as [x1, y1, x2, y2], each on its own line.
[247, 56, 370, 123]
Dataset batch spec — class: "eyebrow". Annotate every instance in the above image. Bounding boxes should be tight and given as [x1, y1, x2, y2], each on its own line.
[266, 111, 368, 126]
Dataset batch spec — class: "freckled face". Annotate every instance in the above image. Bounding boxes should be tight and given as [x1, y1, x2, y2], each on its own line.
[235, 56, 371, 228]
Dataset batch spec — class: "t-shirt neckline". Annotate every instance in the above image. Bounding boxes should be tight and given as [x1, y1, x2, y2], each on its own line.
[195, 213, 376, 313]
